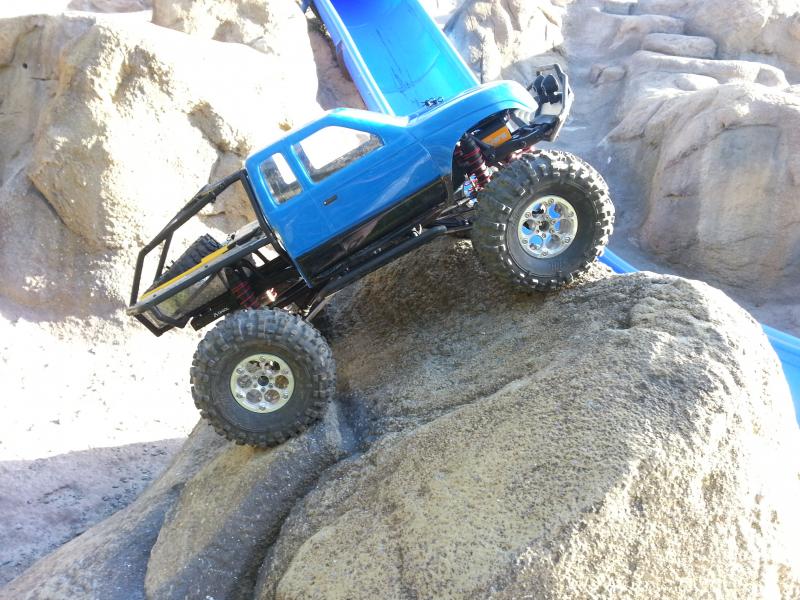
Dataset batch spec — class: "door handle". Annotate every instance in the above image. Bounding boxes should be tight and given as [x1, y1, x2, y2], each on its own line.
[323, 195, 337, 206]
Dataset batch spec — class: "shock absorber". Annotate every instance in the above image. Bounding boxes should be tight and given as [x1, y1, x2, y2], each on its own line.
[228, 270, 260, 309]
[456, 135, 492, 189]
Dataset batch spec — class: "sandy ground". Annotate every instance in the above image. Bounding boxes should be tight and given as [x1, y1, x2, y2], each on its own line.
[0, 307, 202, 584]
[0, 315, 201, 461]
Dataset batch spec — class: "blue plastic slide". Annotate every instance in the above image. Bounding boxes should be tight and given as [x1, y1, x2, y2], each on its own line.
[310, 0, 478, 115]
[308, 0, 800, 423]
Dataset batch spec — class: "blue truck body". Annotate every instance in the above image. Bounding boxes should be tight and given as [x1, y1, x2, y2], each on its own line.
[244, 81, 538, 279]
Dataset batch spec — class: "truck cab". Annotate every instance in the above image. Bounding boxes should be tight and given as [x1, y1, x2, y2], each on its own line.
[246, 80, 541, 283]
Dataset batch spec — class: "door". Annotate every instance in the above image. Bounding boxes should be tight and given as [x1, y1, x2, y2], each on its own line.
[292, 122, 443, 279]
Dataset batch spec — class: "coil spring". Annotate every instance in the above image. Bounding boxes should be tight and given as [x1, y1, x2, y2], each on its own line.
[456, 136, 491, 189]
[231, 279, 260, 309]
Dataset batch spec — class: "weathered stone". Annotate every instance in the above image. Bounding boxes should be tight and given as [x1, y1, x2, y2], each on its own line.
[609, 81, 800, 296]
[626, 50, 788, 87]
[610, 13, 686, 52]
[68, 0, 152, 11]
[639, 0, 800, 71]
[143, 407, 351, 600]
[152, 0, 309, 62]
[1, 426, 228, 600]
[253, 244, 800, 599]
[0, 439, 181, 586]
[589, 63, 627, 84]
[445, 0, 567, 82]
[642, 32, 717, 58]
[603, 0, 636, 16]
[635, 0, 691, 16]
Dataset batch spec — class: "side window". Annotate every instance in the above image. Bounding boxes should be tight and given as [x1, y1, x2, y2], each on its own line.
[260, 153, 301, 204]
[293, 126, 382, 183]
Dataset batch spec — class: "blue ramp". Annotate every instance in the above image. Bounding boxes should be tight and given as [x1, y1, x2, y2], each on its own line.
[312, 0, 478, 116]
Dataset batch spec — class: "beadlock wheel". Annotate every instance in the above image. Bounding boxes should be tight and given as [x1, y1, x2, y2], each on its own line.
[191, 309, 336, 447]
[472, 149, 615, 291]
[517, 195, 578, 259]
[229, 354, 295, 413]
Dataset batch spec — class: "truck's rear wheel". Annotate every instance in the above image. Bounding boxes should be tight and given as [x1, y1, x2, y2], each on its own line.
[472, 150, 614, 291]
[191, 309, 336, 447]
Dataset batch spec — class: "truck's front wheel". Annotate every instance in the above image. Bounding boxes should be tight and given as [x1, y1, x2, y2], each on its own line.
[472, 150, 614, 291]
[191, 309, 336, 447]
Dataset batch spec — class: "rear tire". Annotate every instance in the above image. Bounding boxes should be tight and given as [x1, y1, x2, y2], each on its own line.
[191, 309, 336, 448]
[472, 150, 614, 291]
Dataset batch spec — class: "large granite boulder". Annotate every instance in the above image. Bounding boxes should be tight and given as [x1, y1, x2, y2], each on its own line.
[4, 239, 798, 599]
[607, 55, 800, 300]
[637, 0, 800, 71]
[152, 0, 309, 61]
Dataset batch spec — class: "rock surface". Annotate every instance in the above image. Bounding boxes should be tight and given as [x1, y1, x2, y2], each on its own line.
[0, 440, 181, 585]
[559, 0, 800, 331]
[0, 10, 319, 316]
[609, 79, 800, 297]
[1, 427, 229, 600]
[152, 0, 309, 63]
[636, 0, 800, 72]
[68, 0, 152, 11]
[641, 31, 717, 58]
[445, 0, 568, 82]
[5, 239, 799, 599]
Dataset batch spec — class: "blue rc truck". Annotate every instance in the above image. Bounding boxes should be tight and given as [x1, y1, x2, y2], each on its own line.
[128, 66, 614, 447]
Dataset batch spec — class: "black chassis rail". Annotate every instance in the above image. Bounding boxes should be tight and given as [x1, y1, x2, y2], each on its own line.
[127, 167, 466, 336]
[127, 169, 277, 336]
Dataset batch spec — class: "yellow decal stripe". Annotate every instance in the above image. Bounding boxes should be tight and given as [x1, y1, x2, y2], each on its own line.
[140, 245, 229, 300]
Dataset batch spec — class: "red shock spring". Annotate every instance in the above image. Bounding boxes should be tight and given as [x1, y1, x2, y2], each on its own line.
[456, 136, 492, 189]
[231, 279, 260, 309]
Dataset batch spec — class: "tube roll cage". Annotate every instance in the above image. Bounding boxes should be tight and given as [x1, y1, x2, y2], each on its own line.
[127, 170, 277, 336]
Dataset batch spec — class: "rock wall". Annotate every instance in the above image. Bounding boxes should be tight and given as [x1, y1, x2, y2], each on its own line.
[151, 0, 308, 61]
[609, 78, 800, 294]
[0, 9, 319, 317]
[445, 0, 568, 82]
[637, 0, 800, 72]
[569, 1, 800, 316]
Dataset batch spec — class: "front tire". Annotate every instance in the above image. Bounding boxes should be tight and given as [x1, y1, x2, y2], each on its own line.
[191, 309, 336, 447]
[472, 150, 614, 291]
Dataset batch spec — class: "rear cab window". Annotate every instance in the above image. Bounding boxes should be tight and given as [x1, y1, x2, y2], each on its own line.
[260, 153, 301, 203]
[293, 126, 382, 183]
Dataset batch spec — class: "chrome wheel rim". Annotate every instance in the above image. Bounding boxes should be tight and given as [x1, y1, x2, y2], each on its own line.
[229, 354, 295, 413]
[517, 195, 579, 259]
